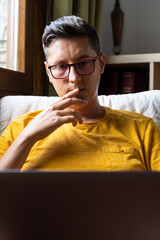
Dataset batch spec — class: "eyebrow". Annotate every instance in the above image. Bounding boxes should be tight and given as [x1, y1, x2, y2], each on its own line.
[52, 55, 96, 65]
[77, 54, 93, 59]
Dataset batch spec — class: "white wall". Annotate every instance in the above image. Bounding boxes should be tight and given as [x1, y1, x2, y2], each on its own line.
[100, 0, 160, 56]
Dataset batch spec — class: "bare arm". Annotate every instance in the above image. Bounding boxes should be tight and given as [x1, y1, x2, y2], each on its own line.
[0, 89, 86, 170]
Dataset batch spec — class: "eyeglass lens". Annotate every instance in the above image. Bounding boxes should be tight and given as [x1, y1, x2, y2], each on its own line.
[50, 60, 96, 79]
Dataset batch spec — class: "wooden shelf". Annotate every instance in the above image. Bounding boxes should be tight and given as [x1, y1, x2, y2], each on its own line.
[106, 53, 160, 90]
[106, 53, 160, 64]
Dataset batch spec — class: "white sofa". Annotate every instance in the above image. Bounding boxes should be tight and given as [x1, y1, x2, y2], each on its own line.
[1, 90, 160, 136]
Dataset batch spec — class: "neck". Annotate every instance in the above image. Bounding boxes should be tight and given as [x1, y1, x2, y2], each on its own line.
[73, 96, 105, 123]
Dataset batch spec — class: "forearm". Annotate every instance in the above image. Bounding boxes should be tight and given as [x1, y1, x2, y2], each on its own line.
[0, 131, 36, 170]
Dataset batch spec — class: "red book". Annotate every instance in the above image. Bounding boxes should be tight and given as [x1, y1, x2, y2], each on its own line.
[121, 71, 135, 94]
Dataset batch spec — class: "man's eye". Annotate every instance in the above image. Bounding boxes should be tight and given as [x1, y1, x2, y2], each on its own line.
[77, 61, 89, 67]
[55, 64, 67, 69]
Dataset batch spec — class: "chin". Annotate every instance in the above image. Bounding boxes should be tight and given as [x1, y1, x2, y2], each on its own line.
[76, 91, 89, 101]
[70, 102, 88, 111]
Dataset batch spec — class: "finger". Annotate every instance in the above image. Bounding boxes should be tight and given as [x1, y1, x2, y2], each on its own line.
[68, 109, 83, 124]
[50, 88, 84, 109]
[61, 88, 79, 100]
[55, 109, 83, 124]
[47, 89, 79, 108]
[55, 115, 79, 128]
[53, 97, 87, 111]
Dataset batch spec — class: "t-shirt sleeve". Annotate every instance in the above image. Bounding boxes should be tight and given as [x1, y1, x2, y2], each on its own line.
[0, 110, 42, 159]
[0, 120, 22, 158]
[143, 118, 160, 170]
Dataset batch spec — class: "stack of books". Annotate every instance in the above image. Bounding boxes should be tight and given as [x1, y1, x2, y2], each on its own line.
[99, 67, 149, 95]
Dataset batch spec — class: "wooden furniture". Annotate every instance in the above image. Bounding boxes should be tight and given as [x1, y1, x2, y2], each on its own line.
[106, 53, 160, 90]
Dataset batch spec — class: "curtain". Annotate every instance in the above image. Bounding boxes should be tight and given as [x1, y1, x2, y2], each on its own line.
[49, 0, 104, 37]
[47, 0, 104, 96]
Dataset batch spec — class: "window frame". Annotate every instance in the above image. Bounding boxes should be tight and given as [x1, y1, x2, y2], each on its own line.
[0, 0, 48, 98]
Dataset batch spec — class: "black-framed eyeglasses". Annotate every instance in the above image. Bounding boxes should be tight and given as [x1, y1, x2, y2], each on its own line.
[46, 55, 101, 79]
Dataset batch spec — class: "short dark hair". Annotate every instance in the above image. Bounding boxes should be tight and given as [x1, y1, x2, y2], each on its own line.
[42, 15, 101, 59]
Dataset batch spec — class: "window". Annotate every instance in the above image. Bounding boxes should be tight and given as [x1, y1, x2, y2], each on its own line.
[0, 0, 8, 69]
[0, 0, 25, 71]
[0, 0, 47, 97]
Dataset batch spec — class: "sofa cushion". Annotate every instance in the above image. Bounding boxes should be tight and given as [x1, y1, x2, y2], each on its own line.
[1, 90, 160, 135]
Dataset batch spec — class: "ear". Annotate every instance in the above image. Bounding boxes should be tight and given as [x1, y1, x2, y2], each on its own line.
[44, 61, 52, 82]
[99, 53, 106, 74]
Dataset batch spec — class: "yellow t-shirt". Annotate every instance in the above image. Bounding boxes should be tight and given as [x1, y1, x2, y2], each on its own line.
[1, 107, 160, 171]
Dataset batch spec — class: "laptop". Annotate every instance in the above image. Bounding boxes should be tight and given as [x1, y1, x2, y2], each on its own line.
[0, 171, 160, 240]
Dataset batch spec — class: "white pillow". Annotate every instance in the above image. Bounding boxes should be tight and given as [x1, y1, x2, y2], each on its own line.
[1, 90, 160, 135]
[99, 90, 160, 128]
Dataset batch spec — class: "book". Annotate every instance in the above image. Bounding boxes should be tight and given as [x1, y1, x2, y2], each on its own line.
[99, 67, 149, 96]
[121, 71, 135, 94]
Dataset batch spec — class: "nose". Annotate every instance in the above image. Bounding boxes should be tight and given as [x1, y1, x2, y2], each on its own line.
[68, 65, 81, 83]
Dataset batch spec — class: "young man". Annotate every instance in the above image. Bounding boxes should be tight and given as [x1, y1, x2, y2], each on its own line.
[0, 15, 160, 171]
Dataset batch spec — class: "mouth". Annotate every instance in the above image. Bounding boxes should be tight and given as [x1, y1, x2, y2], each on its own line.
[78, 89, 84, 92]
[68, 88, 84, 93]
[76, 89, 85, 97]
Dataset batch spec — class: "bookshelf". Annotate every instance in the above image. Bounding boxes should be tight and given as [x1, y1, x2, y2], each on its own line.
[106, 53, 160, 90]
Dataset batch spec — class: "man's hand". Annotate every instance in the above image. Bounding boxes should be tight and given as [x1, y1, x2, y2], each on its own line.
[23, 88, 87, 141]
[0, 89, 87, 169]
